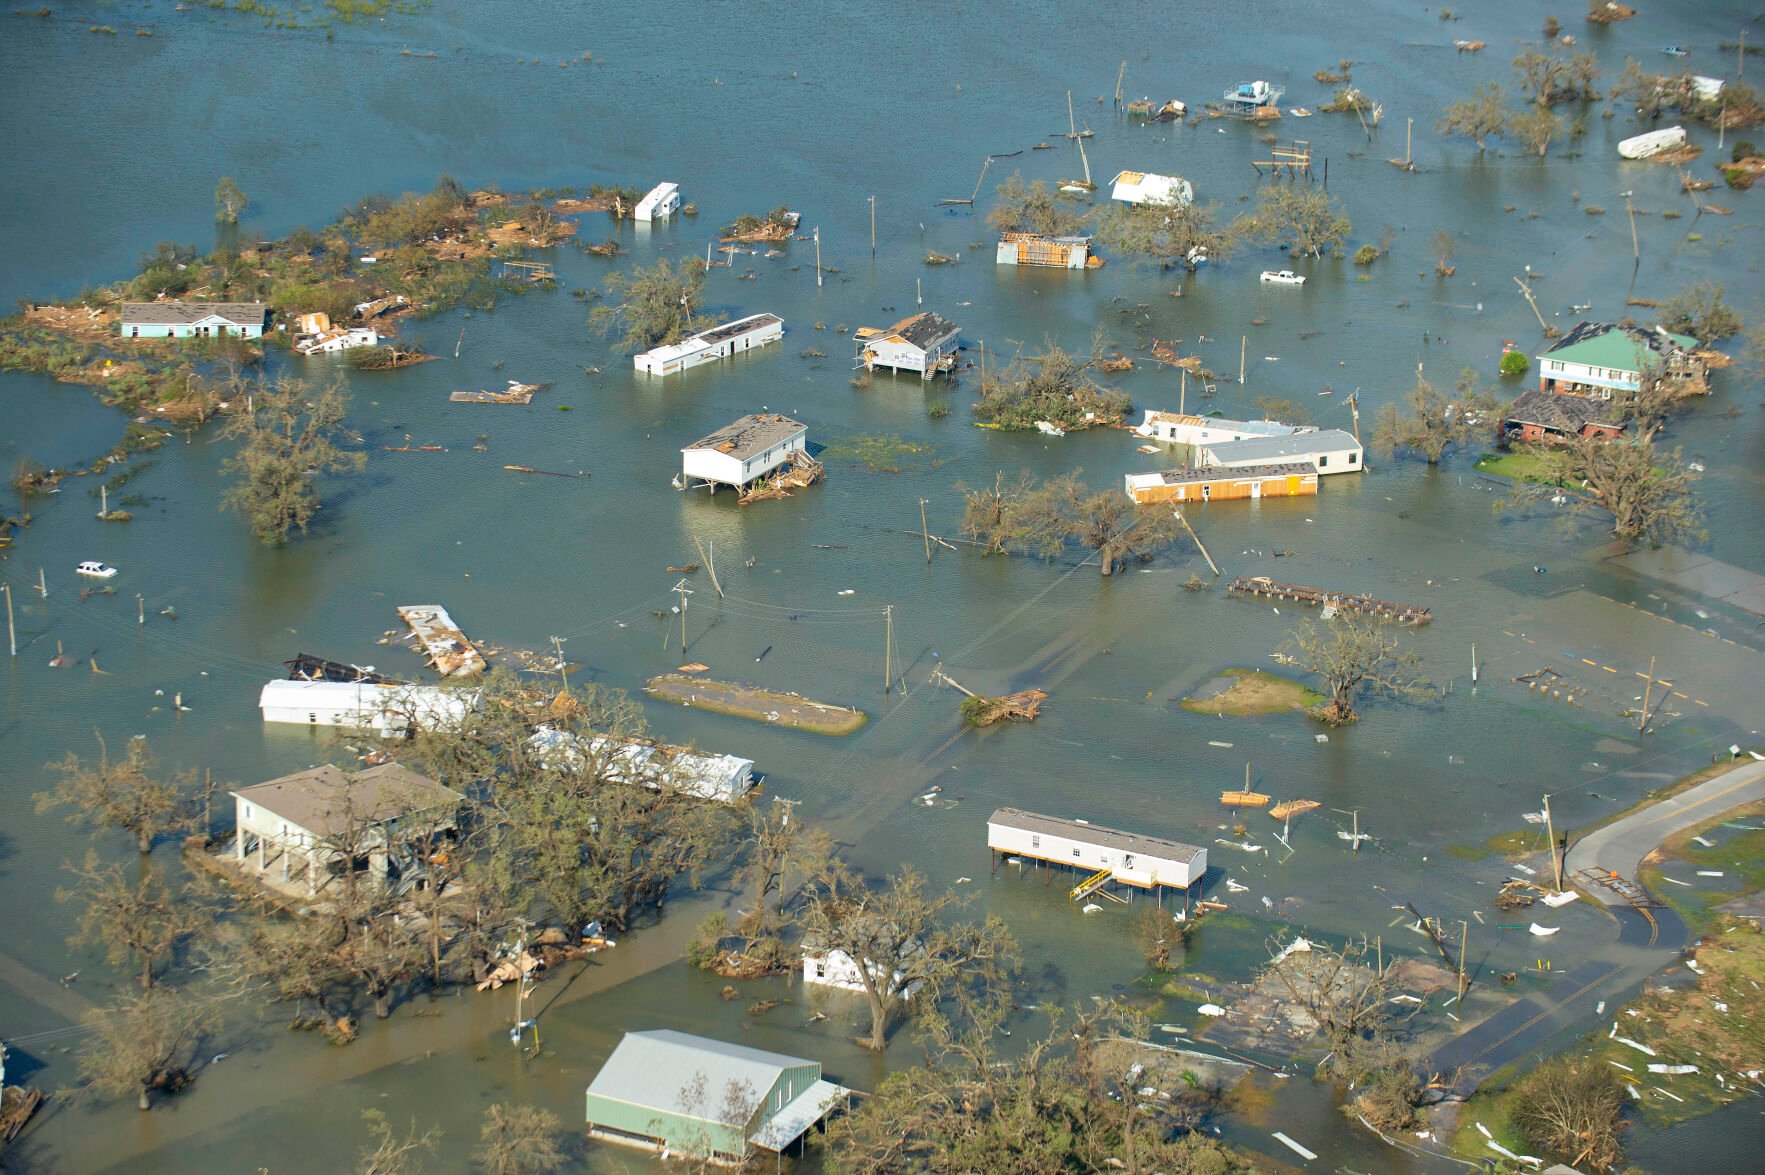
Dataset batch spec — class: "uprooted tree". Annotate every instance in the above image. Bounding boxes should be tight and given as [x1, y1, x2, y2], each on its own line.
[1275, 613, 1433, 725]
[1373, 368, 1497, 464]
[987, 174, 1088, 238]
[588, 257, 718, 351]
[958, 471, 1188, 575]
[1510, 1056, 1627, 1172]
[219, 371, 365, 544]
[971, 338, 1131, 432]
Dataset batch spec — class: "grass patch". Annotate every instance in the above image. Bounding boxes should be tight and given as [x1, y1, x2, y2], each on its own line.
[1637, 797, 1765, 935]
[1445, 1087, 1528, 1164]
[1178, 668, 1323, 716]
[645, 675, 866, 736]
[1475, 449, 1566, 485]
[818, 433, 947, 474]
[1445, 827, 1548, 862]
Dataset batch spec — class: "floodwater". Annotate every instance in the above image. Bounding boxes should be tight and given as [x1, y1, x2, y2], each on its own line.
[2, 1, 1762, 1171]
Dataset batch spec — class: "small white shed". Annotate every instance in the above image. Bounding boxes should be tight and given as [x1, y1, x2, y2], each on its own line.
[680, 413, 807, 490]
[258, 679, 478, 736]
[1109, 170, 1194, 208]
[802, 944, 923, 996]
[634, 182, 681, 222]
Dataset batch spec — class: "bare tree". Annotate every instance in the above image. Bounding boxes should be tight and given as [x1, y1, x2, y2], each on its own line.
[987, 174, 1087, 237]
[36, 735, 197, 853]
[1510, 1056, 1626, 1171]
[59, 853, 209, 988]
[359, 1109, 440, 1175]
[1275, 614, 1433, 726]
[1091, 199, 1247, 271]
[1511, 105, 1565, 156]
[1513, 51, 1572, 105]
[474, 1104, 564, 1175]
[1506, 435, 1705, 545]
[1437, 81, 1508, 149]
[75, 987, 218, 1111]
[1248, 184, 1352, 257]
[1429, 228, 1458, 275]
[1373, 368, 1497, 464]
[958, 472, 1186, 576]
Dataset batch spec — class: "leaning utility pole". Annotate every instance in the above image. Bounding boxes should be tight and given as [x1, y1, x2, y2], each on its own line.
[814, 227, 823, 288]
[1623, 191, 1639, 263]
[883, 605, 894, 693]
[548, 635, 570, 691]
[1514, 274, 1551, 334]
[3, 582, 15, 657]
[919, 498, 932, 564]
[1543, 792, 1563, 891]
[1457, 921, 1469, 1000]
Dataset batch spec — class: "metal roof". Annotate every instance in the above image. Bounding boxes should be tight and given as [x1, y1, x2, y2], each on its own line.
[750, 1080, 851, 1151]
[1142, 410, 1313, 438]
[1541, 321, 1699, 369]
[586, 1030, 817, 1125]
[988, 808, 1205, 864]
[683, 413, 806, 460]
[121, 301, 267, 325]
[1201, 429, 1360, 463]
[231, 763, 461, 838]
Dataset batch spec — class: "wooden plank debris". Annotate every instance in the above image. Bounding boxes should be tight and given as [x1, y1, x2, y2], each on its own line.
[1227, 577, 1431, 624]
[396, 605, 487, 678]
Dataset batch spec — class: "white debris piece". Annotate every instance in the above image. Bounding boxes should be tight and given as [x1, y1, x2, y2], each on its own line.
[1271, 1132, 1317, 1161]
[1541, 891, 1579, 907]
[1529, 923, 1559, 936]
[1486, 1140, 1543, 1167]
[1648, 1064, 1698, 1074]
[1197, 1003, 1225, 1016]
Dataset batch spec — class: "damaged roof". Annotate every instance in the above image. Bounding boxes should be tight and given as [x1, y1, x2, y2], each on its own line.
[121, 301, 268, 325]
[1542, 321, 1700, 369]
[684, 413, 807, 460]
[1504, 388, 1625, 433]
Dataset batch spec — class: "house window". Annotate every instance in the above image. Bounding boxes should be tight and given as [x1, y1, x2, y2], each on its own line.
[815, 962, 826, 978]
[130, 327, 139, 338]
[1348, 452, 1358, 464]
[1319, 455, 1329, 467]
[1124, 854, 1134, 868]
[243, 804, 252, 819]
[1031, 835, 1040, 849]
[1073, 847, 1082, 858]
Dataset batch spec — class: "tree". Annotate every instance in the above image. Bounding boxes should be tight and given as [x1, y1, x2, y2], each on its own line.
[1511, 105, 1564, 156]
[1510, 1056, 1626, 1171]
[1275, 614, 1433, 725]
[219, 372, 364, 544]
[214, 177, 249, 225]
[1430, 228, 1458, 274]
[1658, 279, 1741, 342]
[75, 987, 218, 1110]
[1609, 360, 1684, 442]
[693, 799, 831, 975]
[1132, 903, 1189, 972]
[1500, 349, 1530, 377]
[1251, 395, 1311, 425]
[987, 174, 1086, 237]
[1259, 935, 1399, 1053]
[36, 735, 197, 853]
[1091, 199, 1245, 271]
[588, 257, 715, 352]
[1248, 184, 1351, 258]
[1610, 59, 1670, 119]
[359, 1109, 440, 1175]
[1436, 82, 1508, 149]
[1373, 368, 1496, 464]
[1513, 51, 1571, 105]
[1564, 52, 1603, 101]
[60, 853, 208, 988]
[795, 863, 1016, 1050]
[970, 340, 1131, 432]
[1515, 435, 1705, 545]
[958, 472, 1187, 576]
[474, 1104, 564, 1175]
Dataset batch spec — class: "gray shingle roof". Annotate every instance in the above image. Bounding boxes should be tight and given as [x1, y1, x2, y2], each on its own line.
[231, 763, 461, 838]
[989, 808, 1205, 864]
[683, 414, 806, 460]
[1504, 388, 1623, 434]
[891, 312, 960, 350]
[586, 1030, 815, 1122]
[121, 301, 268, 326]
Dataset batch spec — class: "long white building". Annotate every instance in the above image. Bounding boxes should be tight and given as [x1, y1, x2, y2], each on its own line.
[634, 313, 783, 377]
[680, 413, 808, 490]
[633, 182, 681, 222]
[1199, 428, 1364, 475]
[529, 728, 755, 803]
[987, 808, 1207, 896]
[1137, 410, 1315, 447]
[258, 679, 478, 736]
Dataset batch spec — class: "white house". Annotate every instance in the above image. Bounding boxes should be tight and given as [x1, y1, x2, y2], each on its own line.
[231, 763, 463, 895]
[1137, 410, 1314, 447]
[634, 313, 783, 377]
[1200, 428, 1363, 475]
[258, 679, 477, 736]
[295, 326, 380, 355]
[995, 233, 1094, 268]
[634, 182, 681, 222]
[681, 413, 807, 490]
[529, 728, 756, 803]
[853, 311, 960, 379]
[120, 301, 267, 339]
[1109, 170, 1194, 208]
[802, 943, 923, 996]
[987, 808, 1207, 893]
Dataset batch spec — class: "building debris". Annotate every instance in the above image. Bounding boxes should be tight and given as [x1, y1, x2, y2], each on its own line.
[1228, 578, 1431, 624]
[451, 381, 546, 404]
[396, 604, 487, 677]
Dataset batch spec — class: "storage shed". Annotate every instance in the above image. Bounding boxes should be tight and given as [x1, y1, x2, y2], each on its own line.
[988, 808, 1207, 901]
[1136, 410, 1314, 447]
[995, 233, 1096, 268]
[1109, 170, 1194, 208]
[634, 313, 783, 377]
[585, 1030, 851, 1161]
[528, 728, 756, 803]
[258, 679, 478, 736]
[120, 301, 267, 339]
[681, 413, 808, 490]
[634, 181, 681, 222]
[1200, 429, 1363, 475]
[1124, 462, 1318, 505]
[853, 311, 960, 379]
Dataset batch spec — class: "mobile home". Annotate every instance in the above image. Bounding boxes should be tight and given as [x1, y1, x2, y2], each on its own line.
[634, 312, 783, 376]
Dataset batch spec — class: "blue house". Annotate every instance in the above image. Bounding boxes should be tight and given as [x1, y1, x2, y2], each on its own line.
[120, 301, 268, 340]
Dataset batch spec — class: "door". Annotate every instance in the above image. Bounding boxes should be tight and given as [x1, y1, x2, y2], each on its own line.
[1250, 479, 1261, 500]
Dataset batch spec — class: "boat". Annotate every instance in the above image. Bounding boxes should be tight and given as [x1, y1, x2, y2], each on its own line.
[75, 561, 118, 578]
[1222, 79, 1284, 115]
[1618, 125, 1687, 159]
[1260, 270, 1306, 285]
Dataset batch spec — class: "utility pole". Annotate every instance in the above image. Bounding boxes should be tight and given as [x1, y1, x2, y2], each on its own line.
[978, 339, 986, 388]
[136, 594, 144, 625]
[1623, 191, 1639, 263]
[814, 227, 822, 288]
[37, 568, 46, 598]
[869, 195, 876, 256]
[1543, 792, 1563, 891]
[1470, 642, 1478, 683]
[671, 578, 693, 652]
[1741, 29, 1747, 79]
[1239, 335, 1247, 385]
[4, 582, 15, 657]
[1457, 920, 1469, 1000]
[919, 498, 932, 564]
[1638, 654, 1659, 734]
[884, 605, 894, 693]
[1179, 366, 1187, 415]
[549, 635, 570, 691]
[1514, 274, 1550, 335]
[1345, 390, 1362, 445]
[1351, 808, 1360, 854]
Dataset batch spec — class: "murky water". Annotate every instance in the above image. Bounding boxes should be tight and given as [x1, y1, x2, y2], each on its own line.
[3, 1, 1762, 1170]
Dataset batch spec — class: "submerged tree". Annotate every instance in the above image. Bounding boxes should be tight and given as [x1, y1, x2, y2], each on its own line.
[1657, 279, 1741, 342]
[971, 340, 1131, 432]
[958, 471, 1187, 576]
[1510, 105, 1565, 156]
[359, 1109, 441, 1175]
[1510, 1057, 1627, 1172]
[219, 372, 365, 544]
[36, 735, 197, 853]
[1275, 614, 1432, 725]
[75, 987, 219, 1111]
[1436, 81, 1508, 150]
[474, 1104, 564, 1175]
[588, 257, 715, 351]
[214, 177, 249, 225]
[60, 853, 209, 989]
[1508, 435, 1705, 545]
[1429, 228, 1458, 274]
[1248, 183, 1351, 257]
[987, 174, 1087, 238]
[1373, 368, 1496, 464]
[1091, 199, 1245, 271]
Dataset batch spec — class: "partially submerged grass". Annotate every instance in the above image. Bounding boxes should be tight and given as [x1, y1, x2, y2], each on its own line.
[645, 674, 866, 735]
[1638, 797, 1765, 935]
[1178, 668, 1323, 716]
[1474, 449, 1566, 485]
[818, 433, 945, 474]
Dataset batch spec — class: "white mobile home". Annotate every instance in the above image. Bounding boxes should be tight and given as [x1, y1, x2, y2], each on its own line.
[1109, 170, 1194, 208]
[853, 311, 960, 379]
[633, 181, 681, 222]
[988, 808, 1207, 895]
[258, 679, 478, 736]
[1137, 410, 1314, 447]
[294, 326, 380, 355]
[633, 312, 783, 377]
[681, 413, 808, 490]
[1200, 428, 1363, 475]
[529, 728, 756, 803]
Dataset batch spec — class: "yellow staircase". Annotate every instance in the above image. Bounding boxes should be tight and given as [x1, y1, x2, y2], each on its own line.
[1069, 867, 1114, 902]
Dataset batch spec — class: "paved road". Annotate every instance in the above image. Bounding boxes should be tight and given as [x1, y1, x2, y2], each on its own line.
[1428, 758, 1764, 1091]
[1564, 758, 1765, 904]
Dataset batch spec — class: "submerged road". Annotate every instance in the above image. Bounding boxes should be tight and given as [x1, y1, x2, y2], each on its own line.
[1428, 758, 1765, 1091]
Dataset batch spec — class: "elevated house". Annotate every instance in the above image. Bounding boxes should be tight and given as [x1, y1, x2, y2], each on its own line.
[230, 763, 463, 897]
[119, 301, 267, 339]
[680, 413, 808, 492]
[634, 313, 783, 377]
[1501, 387, 1626, 444]
[1136, 410, 1314, 447]
[258, 679, 477, 737]
[853, 311, 960, 379]
[528, 727, 756, 803]
[634, 181, 681, 222]
[988, 808, 1207, 909]
[1536, 321, 1707, 398]
[1108, 170, 1194, 208]
[1199, 428, 1363, 475]
[1124, 462, 1318, 505]
[995, 232, 1098, 269]
[585, 1029, 851, 1162]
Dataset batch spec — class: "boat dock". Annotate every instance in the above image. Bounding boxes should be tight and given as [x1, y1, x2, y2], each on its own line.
[395, 605, 487, 677]
[1226, 577, 1431, 624]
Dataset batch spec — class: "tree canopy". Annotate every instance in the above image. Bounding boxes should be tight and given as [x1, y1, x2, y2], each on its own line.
[219, 371, 365, 544]
[589, 257, 716, 351]
[987, 174, 1087, 237]
[1248, 184, 1351, 257]
[1275, 613, 1433, 725]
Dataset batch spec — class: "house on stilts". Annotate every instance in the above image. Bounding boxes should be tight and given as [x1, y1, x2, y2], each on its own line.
[987, 808, 1207, 912]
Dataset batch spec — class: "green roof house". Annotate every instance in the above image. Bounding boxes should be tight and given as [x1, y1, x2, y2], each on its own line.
[584, 1029, 851, 1163]
[1536, 321, 1706, 398]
